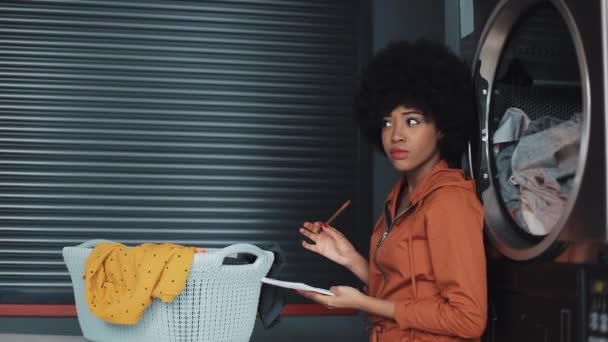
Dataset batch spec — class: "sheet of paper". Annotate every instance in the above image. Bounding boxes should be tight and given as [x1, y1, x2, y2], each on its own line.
[261, 277, 334, 296]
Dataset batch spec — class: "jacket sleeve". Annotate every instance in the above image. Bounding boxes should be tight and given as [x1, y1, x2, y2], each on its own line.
[394, 189, 488, 338]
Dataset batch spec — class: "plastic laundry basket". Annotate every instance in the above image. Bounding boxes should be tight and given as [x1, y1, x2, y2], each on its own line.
[63, 240, 274, 342]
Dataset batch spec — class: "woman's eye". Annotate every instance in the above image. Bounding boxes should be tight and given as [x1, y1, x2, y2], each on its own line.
[381, 119, 392, 128]
[406, 118, 420, 126]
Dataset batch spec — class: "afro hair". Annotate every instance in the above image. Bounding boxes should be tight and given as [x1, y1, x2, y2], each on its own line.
[354, 39, 477, 167]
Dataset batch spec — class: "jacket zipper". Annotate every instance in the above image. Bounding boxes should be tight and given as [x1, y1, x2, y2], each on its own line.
[374, 202, 414, 288]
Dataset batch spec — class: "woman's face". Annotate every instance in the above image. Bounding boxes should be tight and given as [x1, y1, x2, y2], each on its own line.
[381, 105, 442, 173]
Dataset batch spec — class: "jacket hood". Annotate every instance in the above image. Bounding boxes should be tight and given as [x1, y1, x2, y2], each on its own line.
[385, 160, 475, 213]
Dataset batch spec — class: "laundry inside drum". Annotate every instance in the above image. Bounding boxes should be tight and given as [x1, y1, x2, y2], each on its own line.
[488, 3, 583, 237]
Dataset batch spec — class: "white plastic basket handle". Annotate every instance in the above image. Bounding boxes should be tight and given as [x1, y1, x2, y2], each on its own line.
[72, 240, 270, 268]
[74, 239, 113, 249]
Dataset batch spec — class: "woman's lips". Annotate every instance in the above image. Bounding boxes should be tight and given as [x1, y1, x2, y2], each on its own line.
[390, 149, 409, 159]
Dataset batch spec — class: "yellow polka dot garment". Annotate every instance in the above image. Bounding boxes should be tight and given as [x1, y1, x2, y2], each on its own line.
[84, 242, 196, 325]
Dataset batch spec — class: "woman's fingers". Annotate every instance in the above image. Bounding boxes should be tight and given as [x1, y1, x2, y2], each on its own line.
[295, 290, 335, 308]
[300, 222, 323, 244]
[300, 223, 321, 252]
[320, 224, 346, 240]
[303, 221, 322, 234]
[300, 221, 333, 253]
[299, 225, 318, 239]
[301, 237, 318, 252]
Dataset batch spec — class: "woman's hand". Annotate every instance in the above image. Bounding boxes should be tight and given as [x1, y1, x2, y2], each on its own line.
[297, 286, 365, 310]
[299, 222, 358, 267]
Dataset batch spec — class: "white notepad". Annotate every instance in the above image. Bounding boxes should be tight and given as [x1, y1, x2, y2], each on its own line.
[261, 277, 334, 296]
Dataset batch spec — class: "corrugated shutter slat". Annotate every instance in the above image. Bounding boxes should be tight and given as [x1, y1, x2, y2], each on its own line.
[0, 0, 366, 302]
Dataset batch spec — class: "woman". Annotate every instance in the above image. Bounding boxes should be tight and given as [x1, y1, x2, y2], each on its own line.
[297, 39, 487, 341]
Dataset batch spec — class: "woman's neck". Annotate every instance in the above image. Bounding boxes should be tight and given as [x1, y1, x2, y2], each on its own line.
[404, 154, 441, 195]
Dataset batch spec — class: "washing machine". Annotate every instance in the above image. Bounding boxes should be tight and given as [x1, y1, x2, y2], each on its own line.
[462, 0, 608, 341]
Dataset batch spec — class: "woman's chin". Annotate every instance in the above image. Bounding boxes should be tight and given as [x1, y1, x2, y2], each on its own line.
[390, 160, 413, 172]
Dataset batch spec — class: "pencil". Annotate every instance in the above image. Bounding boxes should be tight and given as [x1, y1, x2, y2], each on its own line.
[326, 200, 351, 225]
[305, 200, 351, 236]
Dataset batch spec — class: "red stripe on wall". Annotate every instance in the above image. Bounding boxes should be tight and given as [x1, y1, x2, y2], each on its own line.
[0, 304, 357, 317]
[0, 305, 77, 317]
[279, 304, 357, 316]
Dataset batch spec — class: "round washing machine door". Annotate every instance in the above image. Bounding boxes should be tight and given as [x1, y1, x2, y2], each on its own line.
[471, 0, 603, 260]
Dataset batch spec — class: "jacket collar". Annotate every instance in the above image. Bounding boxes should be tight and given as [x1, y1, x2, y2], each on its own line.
[384, 160, 455, 218]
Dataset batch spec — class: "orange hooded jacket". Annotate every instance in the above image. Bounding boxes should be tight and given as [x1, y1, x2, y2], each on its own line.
[368, 160, 487, 342]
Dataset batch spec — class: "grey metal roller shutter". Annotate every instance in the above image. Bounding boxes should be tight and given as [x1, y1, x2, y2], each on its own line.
[0, 0, 370, 303]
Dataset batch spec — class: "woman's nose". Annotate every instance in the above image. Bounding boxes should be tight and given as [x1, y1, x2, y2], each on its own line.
[391, 126, 405, 142]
